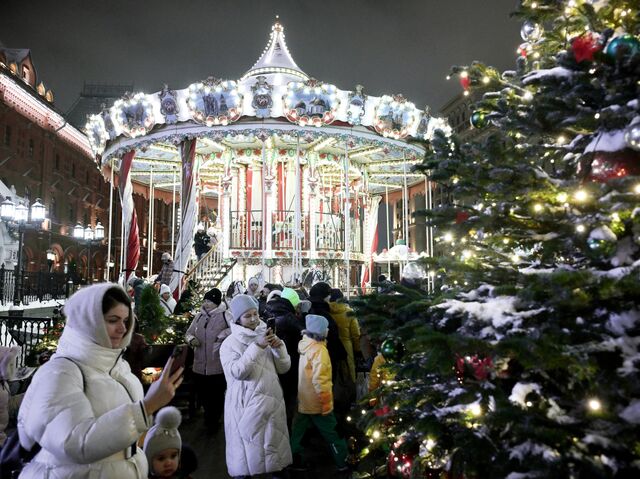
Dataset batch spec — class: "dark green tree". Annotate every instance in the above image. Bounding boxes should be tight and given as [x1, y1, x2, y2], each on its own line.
[355, 1, 640, 478]
[137, 285, 169, 343]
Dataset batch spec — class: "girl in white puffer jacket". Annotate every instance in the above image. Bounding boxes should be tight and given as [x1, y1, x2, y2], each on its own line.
[220, 294, 292, 478]
[17, 283, 183, 479]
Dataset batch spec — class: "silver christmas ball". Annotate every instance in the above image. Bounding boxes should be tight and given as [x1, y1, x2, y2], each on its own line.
[520, 21, 543, 42]
[624, 124, 640, 151]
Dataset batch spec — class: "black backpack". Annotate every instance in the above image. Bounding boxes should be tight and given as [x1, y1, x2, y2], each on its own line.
[0, 357, 84, 479]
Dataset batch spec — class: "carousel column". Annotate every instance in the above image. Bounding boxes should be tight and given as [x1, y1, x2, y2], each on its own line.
[343, 143, 351, 299]
[263, 147, 274, 255]
[250, 163, 262, 251]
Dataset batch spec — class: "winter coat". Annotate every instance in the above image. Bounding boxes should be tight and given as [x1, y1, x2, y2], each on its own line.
[18, 283, 151, 479]
[159, 296, 176, 316]
[267, 297, 303, 397]
[308, 299, 348, 370]
[193, 231, 211, 257]
[220, 321, 292, 476]
[185, 303, 231, 376]
[0, 345, 19, 446]
[156, 261, 174, 286]
[297, 335, 333, 415]
[329, 302, 361, 382]
[369, 353, 394, 392]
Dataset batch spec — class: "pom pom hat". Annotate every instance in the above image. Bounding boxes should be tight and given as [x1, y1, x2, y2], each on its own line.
[143, 406, 182, 465]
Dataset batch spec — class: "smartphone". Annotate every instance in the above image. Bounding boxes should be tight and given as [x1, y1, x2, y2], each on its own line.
[265, 317, 277, 336]
[169, 344, 188, 375]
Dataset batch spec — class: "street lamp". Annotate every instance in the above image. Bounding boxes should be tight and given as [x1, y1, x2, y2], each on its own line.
[71, 222, 104, 283]
[46, 249, 56, 272]
[0, 196, 48, 305]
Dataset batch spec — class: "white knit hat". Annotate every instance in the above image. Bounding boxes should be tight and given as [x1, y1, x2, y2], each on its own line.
[266, 290, 282, 303]
[160, 284, 171, 296]
[143, 406, 182, 466]
[230, 294, 259, 321]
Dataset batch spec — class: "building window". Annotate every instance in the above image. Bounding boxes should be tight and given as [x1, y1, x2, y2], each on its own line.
[50, 195, 57, 221]
[28, 139, 34, 158]
[71, 163, 76, 178]
[55, 154, 60, 170]
[4, 126, 10, 147]
[69, 204, 75, 223]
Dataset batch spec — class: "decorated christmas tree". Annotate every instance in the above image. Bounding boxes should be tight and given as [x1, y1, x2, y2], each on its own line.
[354, 1, 640, 477]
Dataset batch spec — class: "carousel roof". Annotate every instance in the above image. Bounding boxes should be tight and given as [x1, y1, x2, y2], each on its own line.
[86, 20, 451, 196]
[241, 17, 308, 84]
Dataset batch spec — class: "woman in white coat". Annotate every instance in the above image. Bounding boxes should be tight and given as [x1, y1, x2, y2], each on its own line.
[17, 283, 184, 479]
[220, 294, 292, 478]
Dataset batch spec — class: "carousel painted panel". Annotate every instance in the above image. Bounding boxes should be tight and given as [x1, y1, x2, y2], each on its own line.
[283, 79, 340, 127]
[187, 78, 243, 126]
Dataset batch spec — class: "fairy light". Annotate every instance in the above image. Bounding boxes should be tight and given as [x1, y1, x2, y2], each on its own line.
[372, 430, 381, 440]
[633, 184, 640, 194]
[468, 403, 482, 417]
[482, 76, 490, 84]
[574, 189, 589, 202]
[594, 113, 600, 119]
[557, 135, 566, 145]
[444, 232, 454, 243]
[533, 203, 543, 212]
[576, 224, 586, 233]
[557, 192, 568, 203]
[523, 91, 534, 101]
[588, 398, 602, 412]
[511, 254, 520, 263]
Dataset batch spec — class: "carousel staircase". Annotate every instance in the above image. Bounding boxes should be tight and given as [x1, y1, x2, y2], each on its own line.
[184, 244, 236, 291]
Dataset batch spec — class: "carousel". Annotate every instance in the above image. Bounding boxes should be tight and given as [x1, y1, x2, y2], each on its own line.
[86, 19, 450, 296]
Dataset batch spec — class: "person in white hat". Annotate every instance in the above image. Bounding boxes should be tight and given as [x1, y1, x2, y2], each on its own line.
[220, 294, 292, 477]
[159, 284, 176, 316]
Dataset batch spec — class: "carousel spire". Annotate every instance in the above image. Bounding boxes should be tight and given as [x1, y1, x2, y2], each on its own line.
[241, 17, 309, 82]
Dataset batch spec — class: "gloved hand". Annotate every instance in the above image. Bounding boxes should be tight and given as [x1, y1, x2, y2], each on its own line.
[189, 337, 201, 348]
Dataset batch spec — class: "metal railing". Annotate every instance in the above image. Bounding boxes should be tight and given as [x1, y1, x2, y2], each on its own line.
[0, 315, 59, 367]
[184, 241, 234, 291]
[0, 266, 69, 306]
[229, 210, 363, 253]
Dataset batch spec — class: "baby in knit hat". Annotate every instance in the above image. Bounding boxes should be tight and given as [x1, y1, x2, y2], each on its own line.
[143, 406, 186, 478]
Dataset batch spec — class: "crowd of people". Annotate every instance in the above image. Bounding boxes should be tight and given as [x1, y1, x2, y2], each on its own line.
[0, 271, 384, 478]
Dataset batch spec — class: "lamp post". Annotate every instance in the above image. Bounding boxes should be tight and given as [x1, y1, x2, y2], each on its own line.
[0, 197, 47, 305]
[72, 222, 105, 283]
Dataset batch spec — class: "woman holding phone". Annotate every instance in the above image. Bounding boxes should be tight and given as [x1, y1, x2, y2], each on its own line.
[17, 283, 183, 479]
[220, 294, 292, 478]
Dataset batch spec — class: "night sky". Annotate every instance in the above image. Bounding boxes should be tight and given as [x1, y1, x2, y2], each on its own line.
[1, 0, 521, 115]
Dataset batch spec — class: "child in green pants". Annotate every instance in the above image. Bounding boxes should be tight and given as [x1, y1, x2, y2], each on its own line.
[290, 314, 348, 472]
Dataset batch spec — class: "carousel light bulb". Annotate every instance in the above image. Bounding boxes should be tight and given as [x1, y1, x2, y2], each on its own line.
[588, 398, 602, 411]
[574, 189, 589, 202]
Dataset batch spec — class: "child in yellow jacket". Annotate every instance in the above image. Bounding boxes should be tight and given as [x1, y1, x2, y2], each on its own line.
[289, 314, 348, 473]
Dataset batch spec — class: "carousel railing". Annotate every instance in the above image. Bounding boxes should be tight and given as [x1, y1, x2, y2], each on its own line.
[229, 210, 363, 252]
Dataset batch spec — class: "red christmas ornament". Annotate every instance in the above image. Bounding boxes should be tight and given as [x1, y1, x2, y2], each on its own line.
[459, 75, 470, 90]
[571, 32, 603, 63]
[455, 211, 470, 224]
[517, 43, 529, 58]
[586, 149, 640, 183]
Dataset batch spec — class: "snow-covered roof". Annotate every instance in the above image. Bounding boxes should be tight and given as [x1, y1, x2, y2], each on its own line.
[241, 18, 308, 84]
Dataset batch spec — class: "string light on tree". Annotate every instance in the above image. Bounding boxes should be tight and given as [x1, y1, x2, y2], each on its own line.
[574, 189, 589, 202]
[588, 398, 602, 412]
